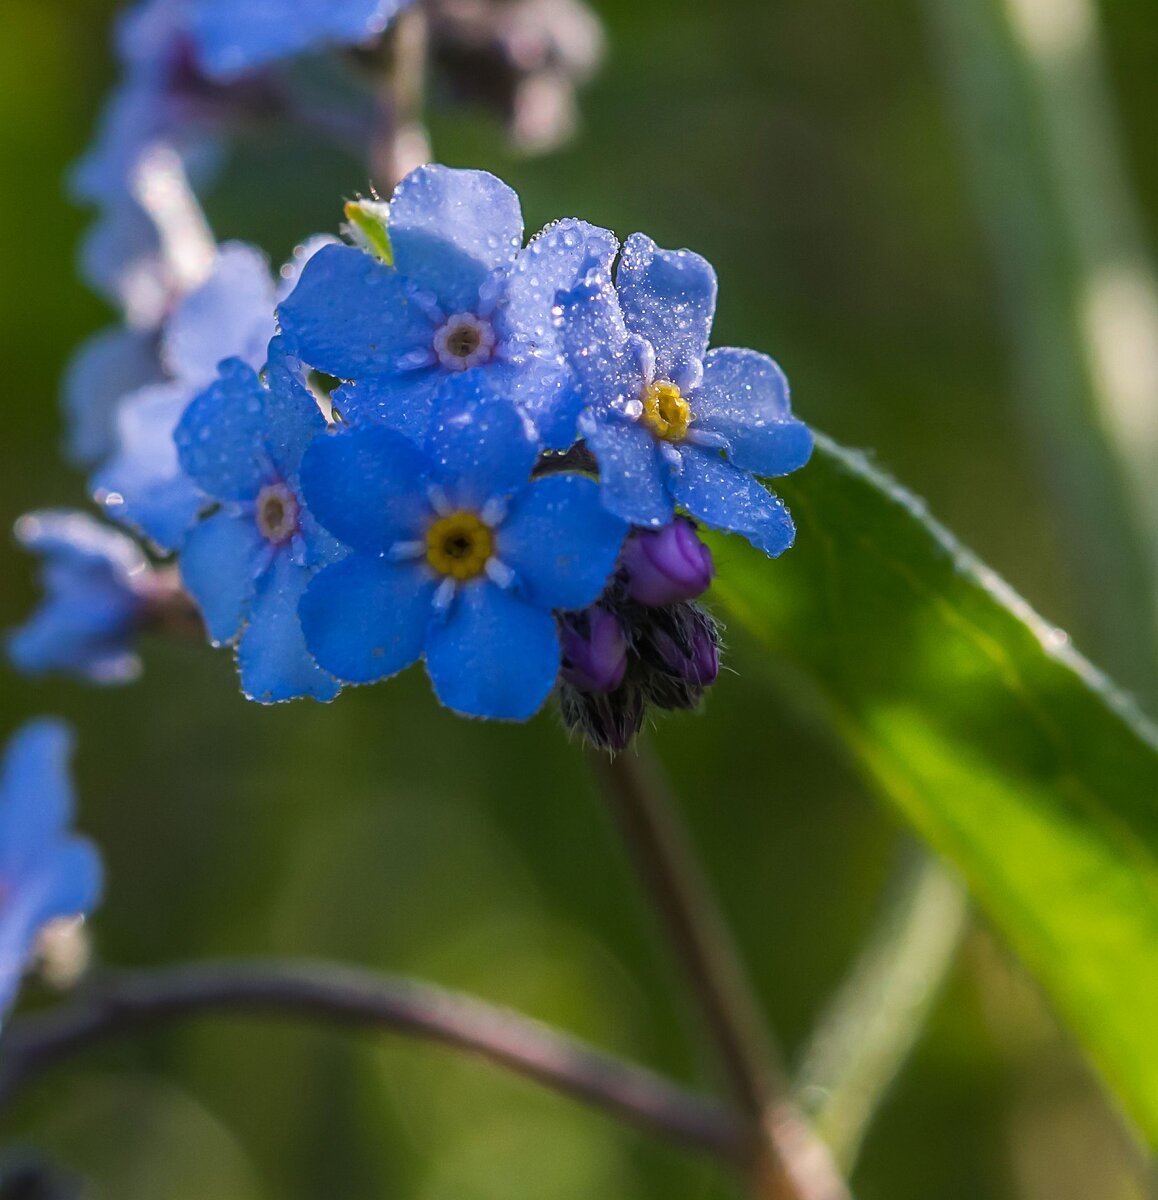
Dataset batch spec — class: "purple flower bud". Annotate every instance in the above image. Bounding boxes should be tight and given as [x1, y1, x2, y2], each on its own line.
[621, 519, 714, 607]
[636, 602, 721, 710]
[559, 605, 627, 693]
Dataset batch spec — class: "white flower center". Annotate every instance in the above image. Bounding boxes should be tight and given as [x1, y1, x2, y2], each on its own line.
[433, 313, 496, 371]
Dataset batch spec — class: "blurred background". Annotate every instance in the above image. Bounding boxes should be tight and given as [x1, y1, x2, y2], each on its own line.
[2, 0, 1157, 1196]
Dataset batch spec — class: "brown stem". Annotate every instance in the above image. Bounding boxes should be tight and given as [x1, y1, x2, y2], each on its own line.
[0, 959, 742, 1159]
[590, 746, 851, 1200]
[369, 5, 432, 193]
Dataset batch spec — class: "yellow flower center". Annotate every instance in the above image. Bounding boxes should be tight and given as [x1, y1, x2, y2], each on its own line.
[425, 511, 494, 580]
[640, 380, 692, 442]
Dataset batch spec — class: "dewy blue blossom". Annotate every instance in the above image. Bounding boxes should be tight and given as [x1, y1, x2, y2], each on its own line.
[298, 380, 627, 719]
[8, 511, 154, 685]
[278, 164, 616, 448]
[92, 238, 329, 551]
[174, 347, 342, 703]
[0, 721, 102, 1020]
[560, 234, 813, 555]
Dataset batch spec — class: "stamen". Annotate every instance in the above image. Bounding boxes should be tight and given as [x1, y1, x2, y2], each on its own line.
[426, 510, 495, 580]
[640, 380, 692, 442]
[255, 482, 299, 545]
[433, 313, 497, 371]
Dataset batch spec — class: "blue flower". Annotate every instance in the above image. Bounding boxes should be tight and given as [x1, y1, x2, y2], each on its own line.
[8, 511, 153, 686]
[174, 346, 342, 703]
[92, 238, 330, 551]
[187, 0, 413, 79]
[278, 164, 616, 450]
[0, 721, 102, 1020]
[559, 233, 813, 556]
[298, 378, 628, 719]
[72, 0, 227, 322]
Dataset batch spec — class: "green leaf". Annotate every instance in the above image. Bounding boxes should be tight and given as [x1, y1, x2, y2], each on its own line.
[711, 434, 1158, 1147]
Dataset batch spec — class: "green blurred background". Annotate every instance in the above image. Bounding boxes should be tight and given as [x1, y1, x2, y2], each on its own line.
[1, 0, 1156, 1196]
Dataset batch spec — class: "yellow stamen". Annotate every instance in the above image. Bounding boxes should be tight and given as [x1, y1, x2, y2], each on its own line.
[640, 380, 692, 442]
[425, 511, 494, 580]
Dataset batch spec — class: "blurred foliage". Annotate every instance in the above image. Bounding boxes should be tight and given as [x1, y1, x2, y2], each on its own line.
[1, 0, 1157, 1198]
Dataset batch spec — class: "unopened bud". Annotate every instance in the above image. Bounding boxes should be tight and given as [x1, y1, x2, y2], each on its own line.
[559, 605, 627, 693]
[621, 519, 714, 607]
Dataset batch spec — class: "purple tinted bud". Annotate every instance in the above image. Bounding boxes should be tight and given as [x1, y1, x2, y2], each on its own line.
[560, 605, 627, 693]
[622, 519, 714, 607]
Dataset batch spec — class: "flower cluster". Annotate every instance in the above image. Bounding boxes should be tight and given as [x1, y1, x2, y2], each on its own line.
[0, 722, 102, 1021]
[16, 163, 810, 741]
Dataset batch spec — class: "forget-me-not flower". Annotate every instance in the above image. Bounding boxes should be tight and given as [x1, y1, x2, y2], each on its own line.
[278, 164, 617, 449]
[298, 378, 628, 719]
[93, 237, 330, 551]
[8, 511, 155, 686]
[187, 0, 413, 79]
[0, 721, 102, 1020]
[174, 347, 341, 703]
[560, 234, 813, 556]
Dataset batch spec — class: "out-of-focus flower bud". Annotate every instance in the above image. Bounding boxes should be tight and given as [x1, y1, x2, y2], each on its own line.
[428, 0, 604, 154]
[558, 681, 646, 753]
[621, 519, 714, 607]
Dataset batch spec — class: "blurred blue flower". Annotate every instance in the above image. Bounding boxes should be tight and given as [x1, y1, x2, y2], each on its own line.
[174, 347, 342, 703]
[187, 0, 413, 79]
[0, 721, 102, 1020]
[8, 511, 153, 686]
[560, 233, 813, 556]
[298, 378, 628, 719]
[92, 238, 330, 552]
[279, 164, 616, 449]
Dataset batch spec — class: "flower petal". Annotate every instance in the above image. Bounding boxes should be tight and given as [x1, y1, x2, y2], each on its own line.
[425, 583, 559, 720]
[557, 275, 637, 411]
[670, 446, 796, 557]
[694, 348, 813, 476]
[277, 243, 435, 380]
[179, 510, 266, 645]
[176, 359, 274, 501]
[499, 475, 627, 610]
[299, 425, 432, 553]
[331, 370, 439, 442]
[0, 720, 75, 880]
[583, 416, 673, 528]
[162, 242, 276, 389]
[300, 556, 433, 683]
[389, 165, 524, 314]
[92, 382, 205, 552]
[260, 342, 330, 483]
[426, 377, 539, 508]
[616, 233, 717, 377]
[236, 552, 340, 703]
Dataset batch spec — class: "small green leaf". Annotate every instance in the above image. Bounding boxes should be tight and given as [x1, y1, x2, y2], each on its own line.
[342, 199, 393, 264]
[712, 434, 1158, 1146]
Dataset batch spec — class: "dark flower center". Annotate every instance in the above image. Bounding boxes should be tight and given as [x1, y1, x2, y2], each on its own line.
[256, 482, 299, 544]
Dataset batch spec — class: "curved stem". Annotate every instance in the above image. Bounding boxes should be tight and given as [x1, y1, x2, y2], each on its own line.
[0, 959, 742, 1161]
[591, 747, 851, 1200]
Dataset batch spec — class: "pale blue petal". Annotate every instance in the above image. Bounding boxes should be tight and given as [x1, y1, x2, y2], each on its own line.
[616, 233, 717, 377]
[583, 416, 673, 528]
[498, 475, 627, 610]
[299, 426, 432, 553]
[425, 583, 559, 720]
[0, 720, 74, 880]
[300, 556, 433, 683]
[162, 242, 277, 388]
[255, 342, 329, 483]
[389, 165, 523, 314]
[93, 382, 205, 551]
[500, 218, 618, 350]
[188, 0, 407, 79]
[426, 379, 539, 508]
[694, 348, 813, 476]
[274, 234, 339, 303]
[557, 275, 637, 411]
[497, 356, 581, 452]
[277, 243, 435, 379]
[236, 553, 340, 702]
[179, 510, 267, 645]
[63, 327, 162, 466]
[671, 447, 796, 557]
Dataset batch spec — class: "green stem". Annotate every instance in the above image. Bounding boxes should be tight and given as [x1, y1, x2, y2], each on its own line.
[794, 850, 968, 1170]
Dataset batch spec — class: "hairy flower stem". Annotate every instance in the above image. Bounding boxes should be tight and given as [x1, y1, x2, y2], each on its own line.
[590, 747, 850, 1200]
[0, 959, 742, 1159]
